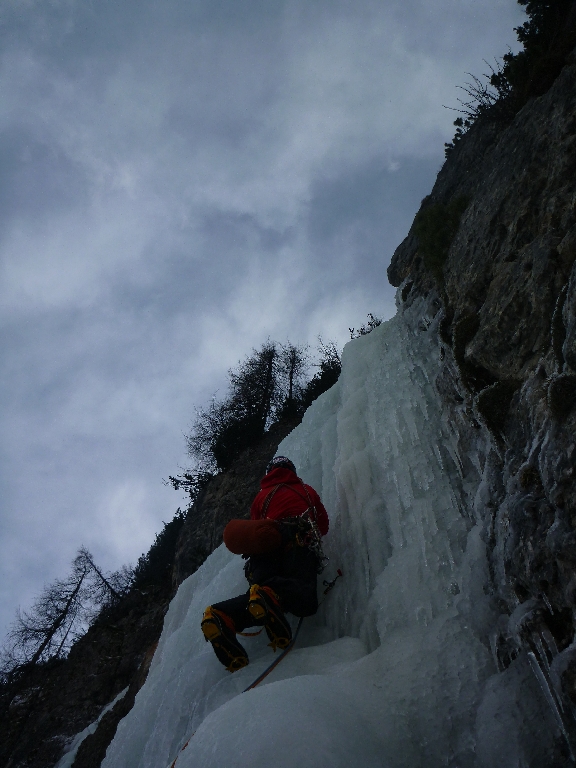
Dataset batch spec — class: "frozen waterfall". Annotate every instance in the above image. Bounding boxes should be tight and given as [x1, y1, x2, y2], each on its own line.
[101, 298, 558, 768]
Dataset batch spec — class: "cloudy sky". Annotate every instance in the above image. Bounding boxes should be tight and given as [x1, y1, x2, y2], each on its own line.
[0, 0, 525, 640]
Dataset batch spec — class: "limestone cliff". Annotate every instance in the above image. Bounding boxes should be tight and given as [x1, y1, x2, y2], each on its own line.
[389, 49, 576, 737]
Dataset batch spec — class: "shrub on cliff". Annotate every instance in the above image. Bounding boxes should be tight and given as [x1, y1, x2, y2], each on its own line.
[445, 0, 576, 155]
[0, 548, 133, 682]
[187, 341, 309, 472]
[413, 196, 469, 284]
[132, 509, 187, 589]
[300, 338, 342, 409]
[349, 314, 383, 339]
[185, 338, 341, 474]
[506, 0, 576, 100]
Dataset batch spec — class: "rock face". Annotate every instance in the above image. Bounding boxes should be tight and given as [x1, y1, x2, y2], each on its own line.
[390, 58, 576, 384]
[389, 49, 576, 744]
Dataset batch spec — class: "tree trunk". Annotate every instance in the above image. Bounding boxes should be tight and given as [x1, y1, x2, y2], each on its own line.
[28, 571, 87, 666]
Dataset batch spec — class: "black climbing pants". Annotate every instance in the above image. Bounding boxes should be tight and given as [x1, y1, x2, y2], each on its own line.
[212, 546, 319, 632]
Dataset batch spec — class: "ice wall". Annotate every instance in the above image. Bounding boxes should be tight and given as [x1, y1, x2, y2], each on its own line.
[102, 300, 559, 768]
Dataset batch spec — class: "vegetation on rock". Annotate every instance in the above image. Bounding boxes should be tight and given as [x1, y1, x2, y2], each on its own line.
[475, 380, 522, 438]
[445, 0, 576, 155]
[413, 196, 469, 284]
[131, 510, 188, 589]
[349, 313, 383, 339]
[183, 337, 342, 476]
[0, 547, 133, 683]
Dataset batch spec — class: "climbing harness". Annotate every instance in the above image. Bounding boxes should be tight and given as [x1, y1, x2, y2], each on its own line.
[265, 489, 328, 572]
[258, 481, 329, 573]
[299, 513, 329, 573]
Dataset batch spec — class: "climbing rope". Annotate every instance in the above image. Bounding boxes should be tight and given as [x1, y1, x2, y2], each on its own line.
[242, 616, 304, 692]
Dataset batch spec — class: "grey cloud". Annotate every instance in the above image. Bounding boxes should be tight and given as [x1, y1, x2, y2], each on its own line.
[199, 210, 296, 256]
[0, 0, 526, 638]
[307, 156, 438, 249]
[0, 125, 89, 224]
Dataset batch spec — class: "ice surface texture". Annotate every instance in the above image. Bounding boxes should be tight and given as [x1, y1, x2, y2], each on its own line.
[102, 301, 558, 768]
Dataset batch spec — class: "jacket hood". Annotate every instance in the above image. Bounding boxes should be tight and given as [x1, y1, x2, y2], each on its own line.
[260, 467, 301, 488]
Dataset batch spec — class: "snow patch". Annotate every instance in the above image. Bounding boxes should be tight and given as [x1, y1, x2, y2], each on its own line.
[56, 686, 128, 768]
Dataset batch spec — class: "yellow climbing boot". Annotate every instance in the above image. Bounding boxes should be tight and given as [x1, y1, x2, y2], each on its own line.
[248, 585, 292, 652]
[201, 606, 249, 672]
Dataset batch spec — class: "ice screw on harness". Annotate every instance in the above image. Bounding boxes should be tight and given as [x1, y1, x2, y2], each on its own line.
[322, 568, 343, 595]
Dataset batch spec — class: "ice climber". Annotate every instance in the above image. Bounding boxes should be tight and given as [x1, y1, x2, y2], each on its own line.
[201, 456, 329, 672]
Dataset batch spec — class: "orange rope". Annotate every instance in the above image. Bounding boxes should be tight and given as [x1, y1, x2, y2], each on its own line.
[169, 736, 192, 768]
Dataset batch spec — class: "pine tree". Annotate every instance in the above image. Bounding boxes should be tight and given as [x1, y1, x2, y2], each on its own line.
[0, 549, 132, 680]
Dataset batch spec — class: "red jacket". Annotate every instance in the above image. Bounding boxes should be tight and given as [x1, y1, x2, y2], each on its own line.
[250, 467, 329, 535]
